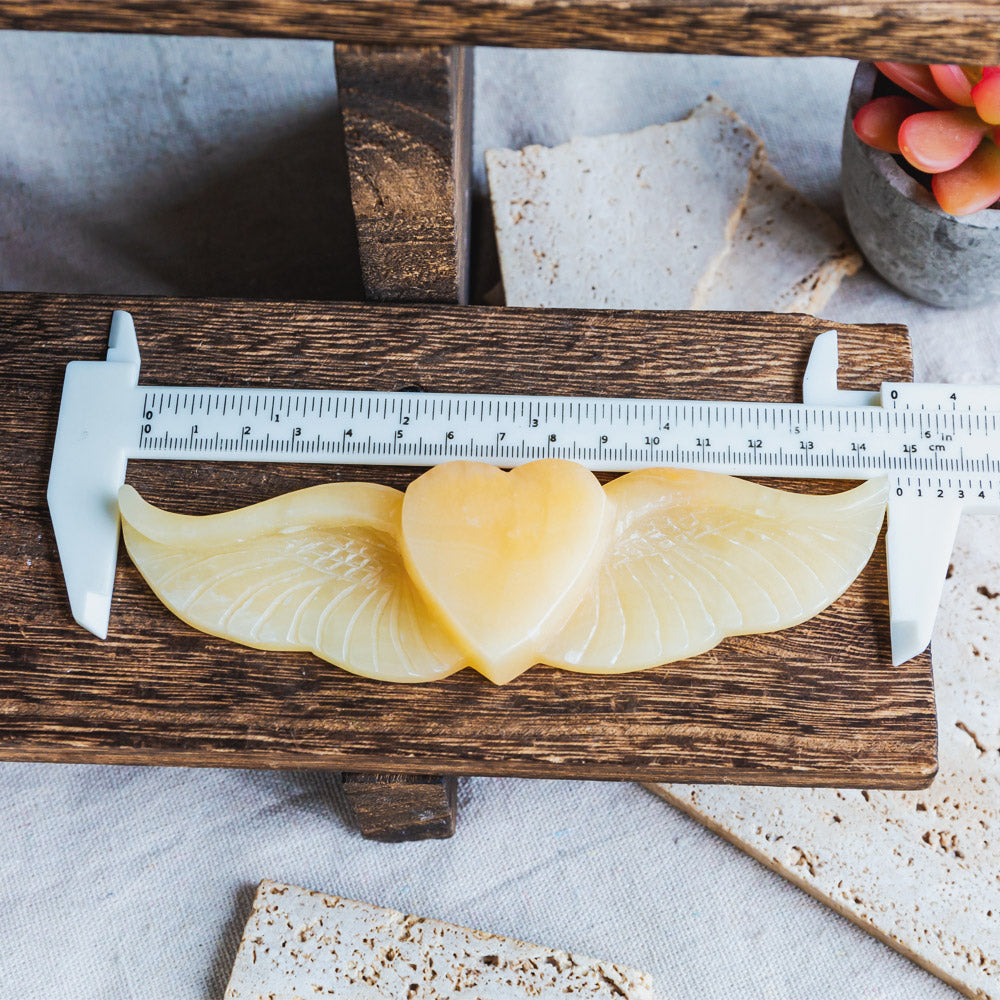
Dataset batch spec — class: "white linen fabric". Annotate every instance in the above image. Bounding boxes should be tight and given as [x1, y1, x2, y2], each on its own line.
[0, 31, 990, 999]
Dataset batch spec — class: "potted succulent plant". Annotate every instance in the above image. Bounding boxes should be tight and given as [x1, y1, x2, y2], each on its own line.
[842, 60, 1000, 307]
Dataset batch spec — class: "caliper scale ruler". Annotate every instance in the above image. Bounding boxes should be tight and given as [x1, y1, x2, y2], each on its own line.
[135, 383, 1000, 497]
[48, 311, 1000, 666]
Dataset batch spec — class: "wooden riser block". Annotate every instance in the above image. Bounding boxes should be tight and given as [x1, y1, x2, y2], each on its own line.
[336, 44, 472, 304]
[340, 773, 458, 841]
[0, 1, 996, 64]
[0, 295, 936, 787]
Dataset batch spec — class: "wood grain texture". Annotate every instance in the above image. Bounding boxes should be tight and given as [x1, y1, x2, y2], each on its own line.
[341, 773, 457, 841]
[0, 294, 936, 785]
[0, 1, 997, 63]
[336, 45, 472, 304]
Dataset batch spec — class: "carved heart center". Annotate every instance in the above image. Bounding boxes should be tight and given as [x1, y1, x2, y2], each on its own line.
[400, 460, 612, 684]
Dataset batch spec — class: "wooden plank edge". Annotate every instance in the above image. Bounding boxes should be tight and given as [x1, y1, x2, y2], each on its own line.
[0, 743, 938, 787]
[451, 45, 472, 305]
[334, 42, 472, 836]
[335, 45, 473, 303]
[0, 1, 997, 64]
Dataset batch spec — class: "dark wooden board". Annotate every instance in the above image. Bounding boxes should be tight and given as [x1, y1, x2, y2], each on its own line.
[336, 44, 473, 304]
[0, 294, 937, 786]
[0, 0, 996, 63]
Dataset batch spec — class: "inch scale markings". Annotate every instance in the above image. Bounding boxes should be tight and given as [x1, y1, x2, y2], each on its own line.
[47, 311, 1000, 665]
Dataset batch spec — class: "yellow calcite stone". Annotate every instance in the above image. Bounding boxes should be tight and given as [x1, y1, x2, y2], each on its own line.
[119, 482, 467, 683]
[119, 461, 888, 684]
[542, 468, 888, 672]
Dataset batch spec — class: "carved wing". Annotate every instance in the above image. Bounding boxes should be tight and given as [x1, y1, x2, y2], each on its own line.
[118, 483, 466, 682]
[542, 470, 888, 672]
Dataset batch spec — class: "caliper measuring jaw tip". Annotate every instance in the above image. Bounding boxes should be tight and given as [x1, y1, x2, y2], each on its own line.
[47, 311, 141, 639]
[801, 328, 882, 408]
[886, 497, 963, 667]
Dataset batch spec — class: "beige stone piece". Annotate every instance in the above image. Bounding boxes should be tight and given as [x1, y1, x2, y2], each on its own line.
[224, 880, 654, 999]
[694, 156, 863, 313]
[486, 96, 761, 309]
[487, 98, 860, 315]
[648, 513, 1000, 1000]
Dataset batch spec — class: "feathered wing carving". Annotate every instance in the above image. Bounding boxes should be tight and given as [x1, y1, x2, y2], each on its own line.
[118, 483, 467, 683]
[542, 470, 888, 672]
[119, 465, 888, 684]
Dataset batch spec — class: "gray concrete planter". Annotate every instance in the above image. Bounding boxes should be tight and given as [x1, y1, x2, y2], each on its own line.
[842, 62, 1000, 308]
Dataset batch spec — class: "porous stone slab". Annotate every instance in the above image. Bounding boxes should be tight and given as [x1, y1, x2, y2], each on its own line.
[225, 880, 654, 999]
[649, 514, 1000, 1000]
[696, 155, 862, 313]
[487, 95, 859, 315]
[486, 95, 760, 309]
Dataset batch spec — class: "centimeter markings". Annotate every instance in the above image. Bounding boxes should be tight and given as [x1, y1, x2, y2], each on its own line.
[131, 385, 1000, 504]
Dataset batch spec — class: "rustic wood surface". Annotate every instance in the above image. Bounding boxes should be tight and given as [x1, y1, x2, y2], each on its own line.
[0, 294, 936, 786]
[336, 45, 472, 304]
[341, 773, 458, 841]
[0, 0, 996, 63]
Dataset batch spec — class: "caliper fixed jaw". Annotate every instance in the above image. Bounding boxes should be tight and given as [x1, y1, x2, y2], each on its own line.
[46, 311, 140, 638]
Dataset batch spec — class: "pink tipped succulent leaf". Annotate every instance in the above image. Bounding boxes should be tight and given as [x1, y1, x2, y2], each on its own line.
[971, 67, 1000, 125]
[932, 139, 1000, 215]
[898, 109, 989, 172]
[929, 64, 976, 106]
[853, 96, 924, 154]
[874, 61, 956, 109]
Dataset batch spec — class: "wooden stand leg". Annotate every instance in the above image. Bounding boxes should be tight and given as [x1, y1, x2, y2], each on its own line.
[336, 43, 472, 303]
[341, 773, 458, 842]
[334, 42, 474, 839]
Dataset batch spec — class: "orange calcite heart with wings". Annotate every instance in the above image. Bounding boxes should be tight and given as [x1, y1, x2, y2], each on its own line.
[119, 461, 888, 684]
[400, 461, 613, 683]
